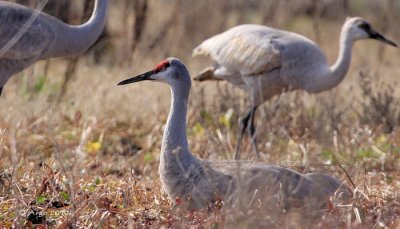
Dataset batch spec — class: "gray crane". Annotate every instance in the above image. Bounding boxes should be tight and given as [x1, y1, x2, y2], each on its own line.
[0, 0, 109, 95]
[117, 57, 350, 210]
[193, 17, 397, 160]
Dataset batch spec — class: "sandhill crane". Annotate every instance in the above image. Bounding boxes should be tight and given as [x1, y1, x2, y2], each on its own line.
[117, 57, 350, 210]
[193, 17, 397, 160]
[0, 0, 109, 95]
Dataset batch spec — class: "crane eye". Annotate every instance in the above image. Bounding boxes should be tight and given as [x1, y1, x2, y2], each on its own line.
[358, 21, 371, 32]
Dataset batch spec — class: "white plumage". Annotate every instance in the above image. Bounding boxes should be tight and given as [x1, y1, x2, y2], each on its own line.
[193, 17, 397, 160]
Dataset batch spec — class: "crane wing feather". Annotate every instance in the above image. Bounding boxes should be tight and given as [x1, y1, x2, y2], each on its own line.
[193, 25, 282, 76]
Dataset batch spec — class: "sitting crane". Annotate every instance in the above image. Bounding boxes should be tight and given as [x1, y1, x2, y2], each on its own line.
[117, 57, 350, 209]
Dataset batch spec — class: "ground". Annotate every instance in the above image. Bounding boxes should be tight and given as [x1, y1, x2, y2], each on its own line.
[0, 0, 400, 228]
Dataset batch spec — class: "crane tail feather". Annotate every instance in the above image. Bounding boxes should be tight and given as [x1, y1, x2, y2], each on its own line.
[194, 67, 221, 81]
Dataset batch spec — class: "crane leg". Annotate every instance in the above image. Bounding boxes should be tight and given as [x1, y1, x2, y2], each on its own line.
[248, 107, 260, 159]
[235, 106, 258, 160]
[234, 113, 248, 160]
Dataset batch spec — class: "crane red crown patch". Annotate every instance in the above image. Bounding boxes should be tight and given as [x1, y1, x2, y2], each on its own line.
[154, 60, 170, 73]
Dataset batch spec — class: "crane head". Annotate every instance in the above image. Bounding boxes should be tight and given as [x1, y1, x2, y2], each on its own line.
[345, 17, 397, 47]
[117, 57, 191, 87]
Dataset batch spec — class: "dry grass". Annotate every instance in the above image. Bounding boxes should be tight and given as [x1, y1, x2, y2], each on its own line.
[1, 0, 400, 228]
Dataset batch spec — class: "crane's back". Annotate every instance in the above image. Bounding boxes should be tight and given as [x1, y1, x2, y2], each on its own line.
[207, 160, 350, 208]
[194, 24, 329, 89]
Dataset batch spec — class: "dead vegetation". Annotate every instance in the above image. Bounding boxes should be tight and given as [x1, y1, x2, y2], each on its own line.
[0, 0, 399, 228]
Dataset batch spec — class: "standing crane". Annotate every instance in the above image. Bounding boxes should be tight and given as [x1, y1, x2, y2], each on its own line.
[193, 17, 397, 160]
[0, 0, 109, 95]
[117, 57, 350, 210]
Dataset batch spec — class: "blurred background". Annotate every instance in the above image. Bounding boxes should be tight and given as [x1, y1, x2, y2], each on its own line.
[1, 0, 400, 166]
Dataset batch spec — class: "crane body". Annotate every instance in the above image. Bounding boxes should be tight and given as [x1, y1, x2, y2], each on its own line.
[117, 58, 350, 209]
[193, 17, 398, 159]
[0, 0, 109, 94]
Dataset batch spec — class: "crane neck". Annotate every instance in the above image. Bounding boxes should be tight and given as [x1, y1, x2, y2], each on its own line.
[323, 28, 354, 91]
[48, 0, 109, 57]
[332, 29, 354, 77]
[160, 81, 196, 168]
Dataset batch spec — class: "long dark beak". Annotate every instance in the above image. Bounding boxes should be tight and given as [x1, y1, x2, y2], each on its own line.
[117, 70, 155, 85]
[370, 31, 398, 47]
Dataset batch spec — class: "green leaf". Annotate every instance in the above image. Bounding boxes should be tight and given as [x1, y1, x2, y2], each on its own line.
[60, 191, 69, 201]
[200, 111, 213, 125]
[219, 109, 233, 129]
[95, 177, 101, 185]
[144, 153, 154, 163]
[192, 123, 205, 135]
[321, 150, 333, 161]
[356, 148, 380, 159]
[83, 185, 96, 192]
[36, 196, 46, 204]
[33, 75, 47, 93]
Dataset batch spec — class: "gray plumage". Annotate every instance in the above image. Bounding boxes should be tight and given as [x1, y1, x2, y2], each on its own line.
[0, 0, 109, 93]
[193, 17, 398, 160]
[117, 57, 350, 210]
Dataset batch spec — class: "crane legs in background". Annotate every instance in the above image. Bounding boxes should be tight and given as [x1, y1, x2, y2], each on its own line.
[235, 106, 259, 160]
